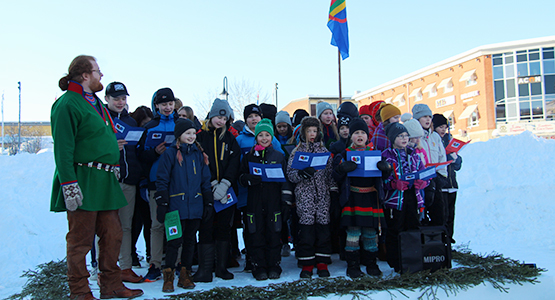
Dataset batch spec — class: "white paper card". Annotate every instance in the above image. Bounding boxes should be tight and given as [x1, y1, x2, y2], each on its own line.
[364, 156, 381, 171]
[310, 156, 328, 167]
[265, 168, 285, 179]
[419, 167, 435, 179]
[124, 130, 144, 142]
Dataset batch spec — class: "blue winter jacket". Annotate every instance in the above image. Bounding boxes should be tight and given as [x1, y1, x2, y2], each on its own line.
[156, 142, 212, 220]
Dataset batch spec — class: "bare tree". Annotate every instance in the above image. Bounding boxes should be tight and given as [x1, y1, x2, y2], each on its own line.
[3, 126, 44, 155]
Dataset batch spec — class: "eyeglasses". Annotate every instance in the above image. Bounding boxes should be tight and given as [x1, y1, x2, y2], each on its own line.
[397, 134, 409, 139]
[92, 69, 103, 76]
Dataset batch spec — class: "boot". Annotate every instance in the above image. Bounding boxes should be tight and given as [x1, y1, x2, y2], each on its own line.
[364, 251, 382, 276]
[193, 243, 214, 283]
[346, 251, 364, 278]
[252, 265, 268, 281]
[267, 263, 282, 279]
[162, 268, 174, 293]
[316, 263, 330, 278]
[177, 267, 195, 289]
[215, 240, 234, 280]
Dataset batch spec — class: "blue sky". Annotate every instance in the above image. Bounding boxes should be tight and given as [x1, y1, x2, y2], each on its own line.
[0, 0, 554, 121]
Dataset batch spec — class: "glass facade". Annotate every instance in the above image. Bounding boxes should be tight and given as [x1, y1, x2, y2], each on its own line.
[494, 47, 555, 122]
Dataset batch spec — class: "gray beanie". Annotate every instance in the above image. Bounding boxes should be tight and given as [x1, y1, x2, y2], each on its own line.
[385, 122, 408, 144]
[412, 104, 433, 120]
[275, 111, 292, 126]
[403, 119, 424, 138]
[208, 98, 232, 119]
[316, 102, 334, 119]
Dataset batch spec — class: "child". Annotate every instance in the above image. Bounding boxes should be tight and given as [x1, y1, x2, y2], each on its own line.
[316, 102, 340, 149]
[359, 101, 384, 139]
[286, 117, 336, 279]
[155, 119, 213, 292]
[402, 114, 429, 166]
[238, 119, 292, 280]
[381, 122, 428, 272]
[371, 103, 401, 151]
[332, 118, 386, 278]
[275, 110, 293, 146]
[432, 114, 462, 244]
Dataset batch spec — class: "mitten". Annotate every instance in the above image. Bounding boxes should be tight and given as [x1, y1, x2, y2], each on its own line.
[213, 179, 231, 203]
[62, 182, 83, 211]
[154, 190, 169, 223]
[210, 180, 218, 191]
[376, 158, 392, 173]
[298, 167, 316, 179]
[414, 179, 428, 190]
[338, 161, 357, 174]
[240, 174, 262, 187]
[391, 179, 409, 191]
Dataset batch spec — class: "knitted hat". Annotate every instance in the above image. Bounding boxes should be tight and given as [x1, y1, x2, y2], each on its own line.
[275, 111, 292, 126]
[208, 98, 232, 119]
[349, 117, 369, 136]
[385, 122, 409, 144]
[254, 118, 274, 137]
[412, 104, 433, 120]
[292, 109, 309, 127]
[154, 88, 175, 104]
[359, 105, 371, 116]
[380, 104, 401, 122]
[337, 101, 358, 118]
[432, 113, 448, 129]
[300, 116, 322, 142]
[400, 112, 412, 123]
[316, 102, 334, 119]
[337, 113, 352, 129]
[174, 118, 195, 139]
[243, 104, 263, 120]
[259, 103, 277, 125]
[403, 119, 424, 138]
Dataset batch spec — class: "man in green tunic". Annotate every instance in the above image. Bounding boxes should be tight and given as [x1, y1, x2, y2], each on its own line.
[51, 55, 143, 300]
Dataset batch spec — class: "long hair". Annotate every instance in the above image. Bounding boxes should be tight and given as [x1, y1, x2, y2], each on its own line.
[178, 106, 195, 121]
[205, 117, 227, 140]
[59, 55, 95, 91]
[130, 106, 154, 127]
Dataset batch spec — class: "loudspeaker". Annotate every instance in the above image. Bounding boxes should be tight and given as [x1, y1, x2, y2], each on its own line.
[399, 226, 452, 274]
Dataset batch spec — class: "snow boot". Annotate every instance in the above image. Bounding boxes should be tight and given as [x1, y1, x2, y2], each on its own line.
[300, 265, 313, 279]
[362, 250, 382, 276]
[346, 250, 365, 278]
[177, 266, 195, 289]
[193, 243, 214, 283]
[316, 263, 330, 278]
[268, 263, 282, 279]
[215, 240, 234, 280]
[252, 265, 268, 281]
[162, 268, 174, 293]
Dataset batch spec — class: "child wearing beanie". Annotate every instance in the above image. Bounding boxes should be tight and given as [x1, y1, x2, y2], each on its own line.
[155, 118, 214, 291]
[238, 119, 292, 281]
[402, 116, 429, 165]
[331, 117, 387, 278]
[286, 117, 336, 279]
[371, 103, 401, 151]
[316, 101, 340, 149]
[381, 122, 428, 273]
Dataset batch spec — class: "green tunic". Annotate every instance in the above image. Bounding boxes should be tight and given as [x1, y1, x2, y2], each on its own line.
[50, 81, 127, 212]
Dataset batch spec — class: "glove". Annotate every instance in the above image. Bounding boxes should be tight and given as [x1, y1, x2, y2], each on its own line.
[154, 190, 169, 223]
[338, 161, 357, 174]
[414, 179, 428, 190]
[62, 182, 83, 211]
[298, 167, 316, 179]
[202, 191, 214, 220]
[391, 179, 409, 191]
[213, 178, 231, 204]
[240, 174, 262, 186]
[376, 158, 392, 173]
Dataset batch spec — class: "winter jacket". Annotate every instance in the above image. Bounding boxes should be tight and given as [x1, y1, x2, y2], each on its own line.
[136, 112, 180, 190]
[156, 142, 213, 220]
[370, 122, 390, 151]
[381, 146, 426, 210]
[421, 127, 448, 177]
[322, 123, 338, 149]
[106, 106, 142, 185]
[196, 124, 241, 184]
[286, 141, 336, 225]
[50, 81, 126, 212]
[440, 134, 462, 190]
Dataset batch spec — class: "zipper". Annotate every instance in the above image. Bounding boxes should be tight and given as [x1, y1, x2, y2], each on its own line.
[213, 130, 220, 180]
[193, 159, 197, 174]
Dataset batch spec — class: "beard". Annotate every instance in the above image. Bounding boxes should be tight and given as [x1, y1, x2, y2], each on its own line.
[90, 78, 104, 93]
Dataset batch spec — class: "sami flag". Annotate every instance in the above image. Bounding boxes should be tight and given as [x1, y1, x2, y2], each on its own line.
[327, 0, 349, 60]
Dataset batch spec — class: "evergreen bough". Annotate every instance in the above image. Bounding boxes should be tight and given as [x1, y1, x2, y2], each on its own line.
[7, 247, 545, 300]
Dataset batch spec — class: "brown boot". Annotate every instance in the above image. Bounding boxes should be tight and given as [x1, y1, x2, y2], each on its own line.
[162, 268, 175, 293]
[69, 292, 98, 300]
[177, 266, 195, 289]
[121, 268, 143, 283]
[99, 286, 143, 299]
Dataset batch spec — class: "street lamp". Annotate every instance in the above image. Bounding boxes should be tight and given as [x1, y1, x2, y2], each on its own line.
[220, 76, 229, 100]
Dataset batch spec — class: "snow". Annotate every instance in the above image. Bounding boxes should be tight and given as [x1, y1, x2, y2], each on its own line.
[1, 131, 554, 300]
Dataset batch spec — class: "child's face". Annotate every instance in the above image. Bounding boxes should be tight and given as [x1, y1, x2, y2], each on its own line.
[179, 128, 197, 145]
[351, 130, 368, 148]
[419, 116, 432, 129]
[360, 114, 372, 126]
[247, 113, 261, 131]
[320, 109, 334, 125]
[276, 122, 289, 136]
[393, 132, 409, 149]
[256, 131, 272, 148]
[339, 125, 350, 139]
[388, 115, 401, 124]
[155, 101, 175, 117]
[408, 137, 420, 148]
[211, 116, 227, 129]
[435, 124, 448, 137]
[178, 109, 188, 119]
[305, 126, 318, 142]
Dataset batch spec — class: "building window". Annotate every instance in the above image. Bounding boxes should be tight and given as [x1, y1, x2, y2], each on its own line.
[415, 93, 423, 102]
[448, 115, 455, 131]
[467, 110, 479, 127]
[466, 78, 477, 87]
[310, 104, 316, 116]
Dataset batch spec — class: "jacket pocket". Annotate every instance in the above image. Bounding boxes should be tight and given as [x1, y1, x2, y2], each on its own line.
[246, 213, 256, 234]
[271, 211, 282, 233]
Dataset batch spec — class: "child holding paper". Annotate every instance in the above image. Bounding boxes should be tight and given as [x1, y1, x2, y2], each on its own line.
[381, 122, 428, 272]
[155, 119, 214, 292]
[332, 118, 389, 278]
[286, 116, 336, 279]
[238, 119, 292, 281]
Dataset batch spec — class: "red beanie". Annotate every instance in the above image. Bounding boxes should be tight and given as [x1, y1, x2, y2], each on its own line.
[359, 105, 372, 116]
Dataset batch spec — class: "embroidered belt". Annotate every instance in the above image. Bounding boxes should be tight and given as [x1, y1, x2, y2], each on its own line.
[76, 161, 120, 174]
[350, 185, 376, 193]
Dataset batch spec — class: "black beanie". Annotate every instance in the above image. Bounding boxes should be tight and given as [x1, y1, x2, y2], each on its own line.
[154, 87, 175, 104]
[259, 103, 277, 125]
[174, 118, 195, 139]
[385, 122, 408, 144]
[292, 109, 309, 127]
[337, 101, 359, 119]
[243, 104, 263, 120]
[432, 113, 448, 129]
[337, 113, 352, 129]
[349, 117, 369, 136]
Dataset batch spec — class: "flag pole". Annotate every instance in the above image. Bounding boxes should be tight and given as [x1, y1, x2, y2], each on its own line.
[338, 50, 342, 105]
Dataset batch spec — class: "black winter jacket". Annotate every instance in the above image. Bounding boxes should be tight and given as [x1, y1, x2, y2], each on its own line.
[196, 125, 241, 184]
[440, 134, 462, 190]
[106, 107, 142, 185]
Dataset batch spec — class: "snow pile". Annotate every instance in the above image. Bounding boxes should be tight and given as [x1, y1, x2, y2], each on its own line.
[0, 131, 554, 299]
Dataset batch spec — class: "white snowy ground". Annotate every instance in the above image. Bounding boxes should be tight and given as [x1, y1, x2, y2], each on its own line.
[0, 131, 554, 300]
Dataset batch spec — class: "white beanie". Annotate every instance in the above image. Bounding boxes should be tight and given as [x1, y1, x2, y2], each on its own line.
[400, 112, 413, 123]
[403, 119, 424, 138]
